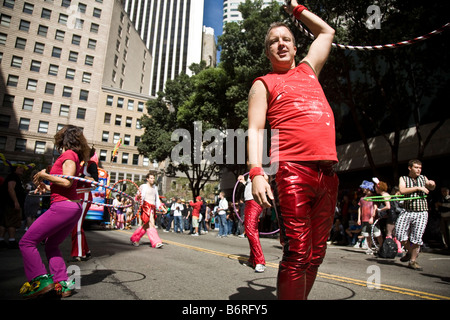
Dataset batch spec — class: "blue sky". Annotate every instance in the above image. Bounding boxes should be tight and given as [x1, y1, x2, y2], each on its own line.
[203, 0, 224, 38]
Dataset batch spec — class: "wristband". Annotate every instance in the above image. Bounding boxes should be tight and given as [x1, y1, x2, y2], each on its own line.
[293, 5, 308, 19]
[249, 167, 265, 181]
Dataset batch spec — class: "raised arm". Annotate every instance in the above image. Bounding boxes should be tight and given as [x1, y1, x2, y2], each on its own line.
[284, 0, 335, 76]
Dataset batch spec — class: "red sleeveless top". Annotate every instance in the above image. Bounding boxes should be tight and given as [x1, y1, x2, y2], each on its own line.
[254, 63, 338, 163]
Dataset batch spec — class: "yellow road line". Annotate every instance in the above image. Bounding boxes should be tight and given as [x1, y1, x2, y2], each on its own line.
[116, 230, 450, 300]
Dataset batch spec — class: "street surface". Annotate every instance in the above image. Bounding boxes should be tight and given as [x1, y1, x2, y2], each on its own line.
[1, 224, 449, 304]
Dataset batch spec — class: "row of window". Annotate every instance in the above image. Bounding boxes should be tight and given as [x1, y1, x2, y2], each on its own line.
[101, 131, 141, 146]
[0, 135, 147, 167]
[105, 95, 145, 112]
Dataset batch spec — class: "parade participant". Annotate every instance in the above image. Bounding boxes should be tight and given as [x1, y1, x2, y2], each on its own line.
[71, 147, 99, 262]
[238, 175, 266, 273]
[397, 159, 435, 270]
[357, 180, 381, 255]
[130, 173, 164, 248]
[0, 164, 26, 249]
[188, 196, 203, 236]
[248, 1, 338, 299]
[19, 125, 90, 299]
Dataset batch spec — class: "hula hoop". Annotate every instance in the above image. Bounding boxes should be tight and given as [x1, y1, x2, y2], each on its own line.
[363, 194, 427, 202]
[52, 175, 135, 208]
[288, 14, 450, 51]
[232, 172, 279, 235]
[371, 218, 381, 250]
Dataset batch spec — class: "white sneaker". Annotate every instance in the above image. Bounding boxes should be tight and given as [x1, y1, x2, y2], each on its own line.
[255, 264, 266, 273]
[155, 243, 164, 248]
[191, 233, 199, 236]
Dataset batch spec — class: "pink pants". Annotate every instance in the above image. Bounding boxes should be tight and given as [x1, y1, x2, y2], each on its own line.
[274, 161, 339, 300]
[244, 200, 265, 267]
[130, 226, 162, 247]
[19, 201, 82, 282]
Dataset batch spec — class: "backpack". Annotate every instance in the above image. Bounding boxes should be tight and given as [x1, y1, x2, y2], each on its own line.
[378, 238, 397, 259]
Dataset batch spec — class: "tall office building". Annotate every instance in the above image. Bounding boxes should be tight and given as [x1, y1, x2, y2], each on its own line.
[123, 0, 205, 97]
[0, 0, 154, 184]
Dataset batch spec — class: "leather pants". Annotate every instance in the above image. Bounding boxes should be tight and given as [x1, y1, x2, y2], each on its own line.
[273, 161, 339, 300]
[244, 199, 265, 267]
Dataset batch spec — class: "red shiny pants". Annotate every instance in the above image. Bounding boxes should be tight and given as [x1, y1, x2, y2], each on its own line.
[244, 200, 265, 267]
[274, 161, 339, 300]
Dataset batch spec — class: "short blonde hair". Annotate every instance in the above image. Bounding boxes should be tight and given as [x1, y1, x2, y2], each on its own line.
[264, 22, 296, 55]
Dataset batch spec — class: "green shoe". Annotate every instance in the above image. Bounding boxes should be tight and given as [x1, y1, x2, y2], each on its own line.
[54, 279, 75, 298]
[19, 274, 55, 299]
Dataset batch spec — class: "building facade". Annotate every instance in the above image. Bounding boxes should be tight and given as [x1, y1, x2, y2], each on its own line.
[0, 0, 153, 184]
[123, 0, 205, 97]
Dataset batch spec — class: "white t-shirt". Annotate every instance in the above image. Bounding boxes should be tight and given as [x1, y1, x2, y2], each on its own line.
[218, 198, 228, 215]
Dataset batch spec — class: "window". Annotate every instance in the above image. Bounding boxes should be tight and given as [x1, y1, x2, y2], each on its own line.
[93, 8, 101, 18]
[38, 121, 49, 133]
[45, 82, 55, 94]
[61, 0, 71, 7]
[22, 98, 34, 111]
[0, 14, 11, 27]
[30, 60, 41, 72]
[15, 37, 26, 49]
[48, 64, 58, 76]
[19, 118, 30, 131]
[90, 23, 99, 33]
[0, 115, 11, 128]
[11, 56, 23, 68]
[34, 42, 45, 54]
[0, 32, 7, 45]
[124, 135, 130, 146]
[106, 95, 113, 106]
[41, 8, 51, 19]
[132, 154, 139, 165]
[115, 115, 122, 126]
[76, 108, 86, 119]
[19, 19, 30, 32]
[138, 102, 144, 112]
[7, 75, 19, 87]
[15, 138, 27, 152]
[74, 18, 84, 29]
[79, 90, 88, 101]
[99, 150, 107, 161]
[82, 72, 91, 83]
[58, 13, 68, 25]
[136, 119, 141, 129]
[78, 3, 86, 13]
[52, 46, 62, 58]
[35, 141, 46, 154]
[3, 0, 14, 9]
[72, 34, 81, 45]
[122, 153, 129, 164]
[117, 98, 124, 108]
[127, 100, 134, 111]
[26, 79, 37, 91]
[85, 55, 94, 66]
[126, 117, 132, 128]
[68, 51, 78, 62]
[104, 113, 111, 124]
[134, 136, 140, 146]
[55, 29, 65, 41]
[87, 38, 96, 49]
[37, 25, 48, 37]
[23, 2, 34, 14]
[3, 93, 15, 108]
[0, 136, 6, 150]
[143, 157, 149, 167]
[113, 133, 120, 144]
[102, 131, 109, 142]
[65, 68, 75, 80]
[2, 94, 14, 107]
[59, 105, 70, 117]
[41, 101, 52, 114]
[62, 86, 72, 97]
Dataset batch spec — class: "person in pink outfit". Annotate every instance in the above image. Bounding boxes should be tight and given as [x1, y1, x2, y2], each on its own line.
[130, 173, 164, 248]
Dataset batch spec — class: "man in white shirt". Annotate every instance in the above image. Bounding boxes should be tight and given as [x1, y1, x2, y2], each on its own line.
[171, 198, 184, 233]
[216, 192, 229, 238]
[130, 173, 164, 248]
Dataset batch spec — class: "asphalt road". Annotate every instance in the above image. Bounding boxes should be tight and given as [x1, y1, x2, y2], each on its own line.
[2, 224, 449, 304]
